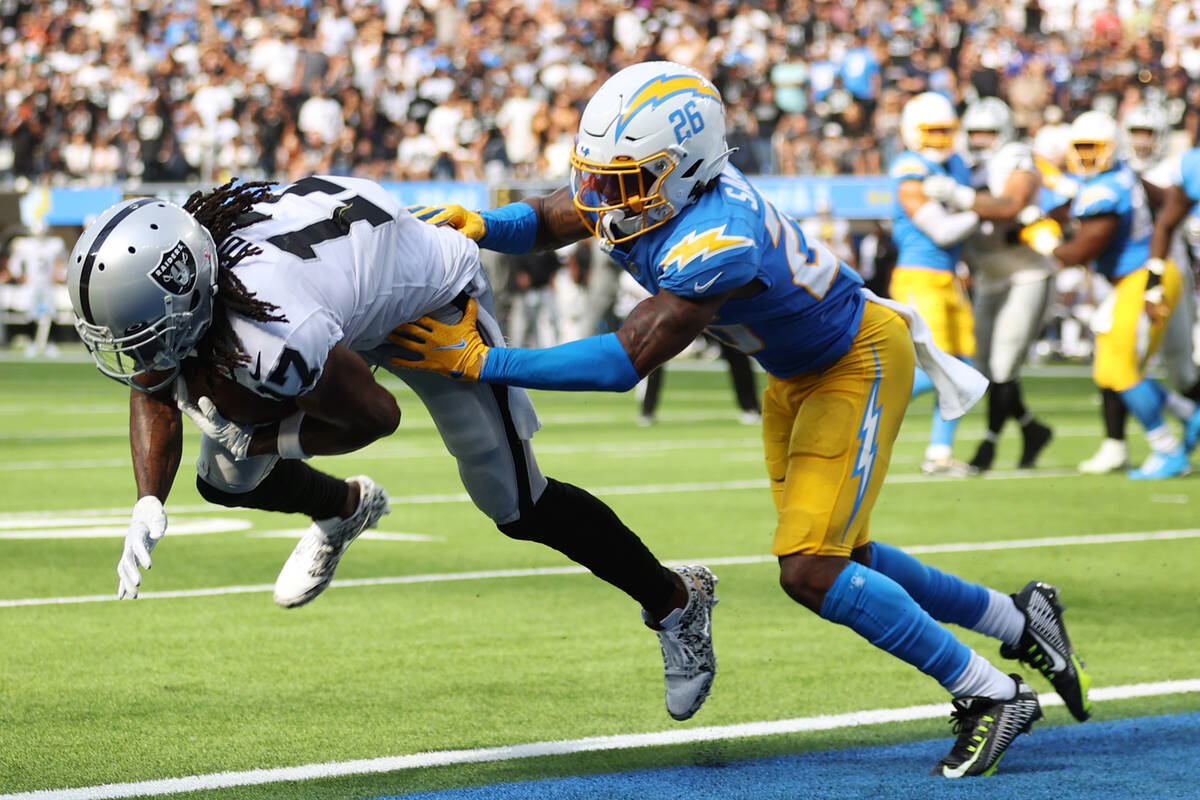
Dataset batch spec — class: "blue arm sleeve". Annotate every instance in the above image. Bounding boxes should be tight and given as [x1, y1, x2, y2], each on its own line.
[477, 202, 538, 254]
[479, 333, 641, 392]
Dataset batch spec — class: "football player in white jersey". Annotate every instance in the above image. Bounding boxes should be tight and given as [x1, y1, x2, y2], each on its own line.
[923, 98, 1054, 472]
[66, 177, 717, 722]
[8, 218, 66, 357]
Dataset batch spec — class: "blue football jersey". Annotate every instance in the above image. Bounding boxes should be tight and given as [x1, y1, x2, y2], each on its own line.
[1069, 163, 1152, 280]
[888, 150, 973, 272]
[607, 165, 865, 378]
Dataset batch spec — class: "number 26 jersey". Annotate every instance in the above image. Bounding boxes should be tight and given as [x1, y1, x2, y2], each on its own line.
[608, 165, 865, 378]
[223, 175, 481, 398]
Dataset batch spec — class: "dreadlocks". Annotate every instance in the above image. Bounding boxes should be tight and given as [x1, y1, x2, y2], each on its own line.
[184, 180, 287, 376]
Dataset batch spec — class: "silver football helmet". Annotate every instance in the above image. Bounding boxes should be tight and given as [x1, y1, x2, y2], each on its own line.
[1121, 104, 1169, 173]
[67, 198, 218, 392]
[962, 97, 1016, 161]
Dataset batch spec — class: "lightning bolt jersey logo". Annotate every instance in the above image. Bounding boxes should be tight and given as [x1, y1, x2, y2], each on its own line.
[615, 74, 721, 141]
[842, 347, 883, 542]
[659, 225, 753, 274]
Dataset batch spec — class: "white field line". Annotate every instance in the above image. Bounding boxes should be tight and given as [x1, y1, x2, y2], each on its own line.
[2, 528, 1197, 609]
[3, 679, 1197, 800]
[0, 467, 1133, 523]
[0, 519, 250, 539]
[0, 424, 1118, 470]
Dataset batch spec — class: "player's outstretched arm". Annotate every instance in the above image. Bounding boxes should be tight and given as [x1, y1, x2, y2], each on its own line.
[522, 187, 593, 251]
[390, 288, 732, 392]
[409, 187, 590, 254]
[119, 386, 184, 598]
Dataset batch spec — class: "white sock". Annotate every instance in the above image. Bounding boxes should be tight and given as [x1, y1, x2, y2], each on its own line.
[1146, 424, 1180, 454]
[946, 651, 1017, 700]
[1165, 391, 1197, 422]
[925, 443, 952, 461]
[973, 589, 1026, 646]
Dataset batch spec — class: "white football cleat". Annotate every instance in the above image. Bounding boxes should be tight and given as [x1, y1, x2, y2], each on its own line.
[1078, 439, 1129, 474]
[920, 457, 977, 477]
[644, 565, 718, 721]
[274, 476, 390, 608]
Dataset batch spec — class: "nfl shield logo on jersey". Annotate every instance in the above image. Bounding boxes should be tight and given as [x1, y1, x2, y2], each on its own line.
[149, 241, 198, 295]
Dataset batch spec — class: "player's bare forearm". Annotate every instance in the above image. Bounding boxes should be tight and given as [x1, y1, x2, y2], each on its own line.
[1151, 185, 1191, 259]
[972, 172, 1039, 221]
[1054, 214, 1117, 266]
[248, 344, 400, 458]
[130, 387, 182, 501]
[524, 187, 592, 251]
[616, 288, 732, 376]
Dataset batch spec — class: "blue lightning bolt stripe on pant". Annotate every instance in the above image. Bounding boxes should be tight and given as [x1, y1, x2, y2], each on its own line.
[762, 301, 915, 558]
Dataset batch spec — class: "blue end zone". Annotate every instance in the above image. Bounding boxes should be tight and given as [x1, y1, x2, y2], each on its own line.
[380, 712, 1199, 800]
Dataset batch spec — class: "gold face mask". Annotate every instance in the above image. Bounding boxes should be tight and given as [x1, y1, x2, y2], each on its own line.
[569, 150, 677, 246]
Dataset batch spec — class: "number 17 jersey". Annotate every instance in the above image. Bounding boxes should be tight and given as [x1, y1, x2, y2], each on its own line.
[223, 175, 481, 397]
[609, 165, 865, 377]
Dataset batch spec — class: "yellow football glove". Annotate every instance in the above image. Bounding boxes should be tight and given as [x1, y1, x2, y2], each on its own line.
[387, 298, 489, 380]
[406, 203, 487, 241]
[1018, 218, 1062, 256]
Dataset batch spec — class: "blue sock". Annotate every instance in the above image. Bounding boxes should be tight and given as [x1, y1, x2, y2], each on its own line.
[1121, 378, 1166, 432]
[820, 561, 971, 689]
[912, 367, 934, 398]
[931, 406, 960, 446]
[869, 542, 989, 628]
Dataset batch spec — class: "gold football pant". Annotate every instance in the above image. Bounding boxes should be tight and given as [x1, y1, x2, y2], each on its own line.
[764, 301, 914, 557]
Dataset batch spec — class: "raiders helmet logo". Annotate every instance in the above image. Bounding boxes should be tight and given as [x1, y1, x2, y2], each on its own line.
[149, 241, 197, 295]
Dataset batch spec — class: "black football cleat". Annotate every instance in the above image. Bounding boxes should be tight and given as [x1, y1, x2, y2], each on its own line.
[1000, 581, 1092, 721]
[932, 675, 1043, 777]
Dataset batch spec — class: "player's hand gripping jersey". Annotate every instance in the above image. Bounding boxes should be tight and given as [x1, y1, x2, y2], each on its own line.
[889, 149, 973, 271]
[1070, 164, 1151, 281]
[604, 165, 866, 377]
[218, 175, 482, 397]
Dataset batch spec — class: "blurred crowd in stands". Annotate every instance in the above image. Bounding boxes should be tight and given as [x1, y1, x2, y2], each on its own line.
[1, 0, 1196, 187]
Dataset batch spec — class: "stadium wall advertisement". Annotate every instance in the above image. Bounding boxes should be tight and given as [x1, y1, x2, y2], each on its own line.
[13, 176, 896, 228]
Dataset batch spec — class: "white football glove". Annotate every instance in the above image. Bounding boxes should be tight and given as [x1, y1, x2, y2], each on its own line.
[117, 496, 168, 599]
[181, 395, 254, 460]
[922, 174, 976, 211]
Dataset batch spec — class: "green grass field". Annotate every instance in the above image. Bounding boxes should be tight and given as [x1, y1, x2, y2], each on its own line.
[2, 359, 1198, 799]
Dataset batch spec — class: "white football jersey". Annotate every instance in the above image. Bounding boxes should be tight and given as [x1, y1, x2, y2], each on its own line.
[221, 175, 482, 397]
[8, 235, 65, 287]
[965, 141, 1055, 284]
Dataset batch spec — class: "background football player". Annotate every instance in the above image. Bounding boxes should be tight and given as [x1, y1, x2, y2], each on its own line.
[400, 62, 1093, 777]
[7, 215, 66, 357]
[65, 176, 717, 723]
[887, 92, 980, 475]
[922, 97, 1055, 472]
[1046, 110, 1199, 479]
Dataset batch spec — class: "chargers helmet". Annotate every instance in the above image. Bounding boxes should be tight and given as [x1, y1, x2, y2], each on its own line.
[570, 61, 732, 248]
[962, 97, 1015, 161]
[1121, 104, 1169, 172]
[67, 198, 218, 392]
[900, 92, 959, 163]
[1065, 110, 1119, 177]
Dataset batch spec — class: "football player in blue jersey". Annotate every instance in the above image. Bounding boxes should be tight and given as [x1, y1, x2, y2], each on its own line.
[887, 93, 980, 476]
[1146, 138, 1200, 455]
[400, 62, 1092, 776]
[1043, 111, 1199, 479]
